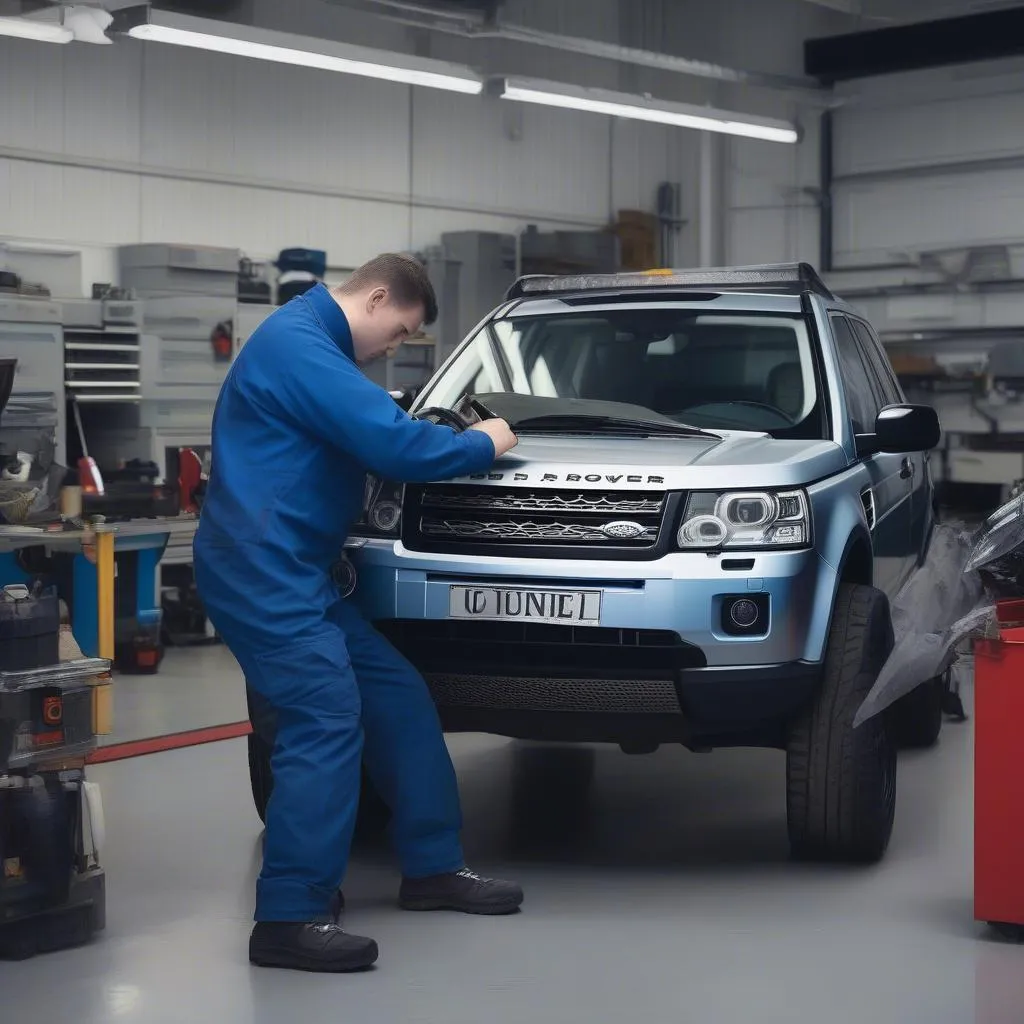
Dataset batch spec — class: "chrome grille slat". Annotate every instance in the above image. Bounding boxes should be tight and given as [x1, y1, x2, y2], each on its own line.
[420, 519, 660, 542]
[420, 490, 663, 515]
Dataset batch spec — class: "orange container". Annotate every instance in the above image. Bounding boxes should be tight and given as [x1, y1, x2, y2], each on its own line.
[974, 599, 1024, 934]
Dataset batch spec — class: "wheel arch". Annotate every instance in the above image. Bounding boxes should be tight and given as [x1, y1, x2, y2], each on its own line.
[838, 527, 874, 587]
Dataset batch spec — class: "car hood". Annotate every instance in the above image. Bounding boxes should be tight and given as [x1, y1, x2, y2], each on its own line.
[449, 432, 847, 491]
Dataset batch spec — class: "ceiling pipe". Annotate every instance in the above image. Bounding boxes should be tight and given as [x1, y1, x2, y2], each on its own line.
[333, 0, 828, 97]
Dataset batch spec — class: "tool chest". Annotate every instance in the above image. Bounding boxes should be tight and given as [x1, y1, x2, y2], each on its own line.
[0, 658, 109, 959]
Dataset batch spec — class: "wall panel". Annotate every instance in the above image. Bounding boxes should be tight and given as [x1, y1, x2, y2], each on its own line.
[0, 33, 689, 294]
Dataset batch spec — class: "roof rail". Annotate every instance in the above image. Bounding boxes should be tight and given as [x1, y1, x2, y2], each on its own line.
[505, 262, 835, 301]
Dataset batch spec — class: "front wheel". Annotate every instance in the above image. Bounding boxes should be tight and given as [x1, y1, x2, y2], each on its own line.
[246, 731, 391, 833]
[786, 583, 898, 863]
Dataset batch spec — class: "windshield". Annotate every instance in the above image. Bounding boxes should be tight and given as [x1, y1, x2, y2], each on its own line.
[417, 307, 826, 438]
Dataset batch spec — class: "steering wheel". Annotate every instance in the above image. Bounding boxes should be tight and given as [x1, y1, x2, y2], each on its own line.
[414, 406, 470, 432]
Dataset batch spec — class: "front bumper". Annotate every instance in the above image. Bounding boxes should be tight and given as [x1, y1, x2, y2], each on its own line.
[348, 539, 836, 666]
[345, 540, 835, 745]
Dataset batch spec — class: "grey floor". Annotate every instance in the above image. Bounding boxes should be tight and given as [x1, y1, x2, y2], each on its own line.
[97, 644, 247, 746]
[3, 664, 1022, 1024]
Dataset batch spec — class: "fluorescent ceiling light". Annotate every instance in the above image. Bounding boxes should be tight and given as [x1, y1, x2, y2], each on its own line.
[114, 7, 482, 95]
[0, 16, 73, 44]
[500, 77, 800, 144]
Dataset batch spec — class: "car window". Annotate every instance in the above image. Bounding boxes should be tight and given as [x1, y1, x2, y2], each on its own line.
[419, 308, 826, 439]
[830, 315, 880, 435]
[416, 330, 505, 409]
[850, 319, 903, 406]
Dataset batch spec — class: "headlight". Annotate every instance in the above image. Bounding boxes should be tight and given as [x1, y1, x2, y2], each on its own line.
[677, 490, 810, 550]
[351, 476, 404, 538]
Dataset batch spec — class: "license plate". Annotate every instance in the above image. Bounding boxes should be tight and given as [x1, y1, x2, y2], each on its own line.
[449, 586, 601, 625]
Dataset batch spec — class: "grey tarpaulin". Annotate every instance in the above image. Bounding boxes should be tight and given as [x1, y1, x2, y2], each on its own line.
[855, 495, 1024, 727]
[854, 524, 987, 727]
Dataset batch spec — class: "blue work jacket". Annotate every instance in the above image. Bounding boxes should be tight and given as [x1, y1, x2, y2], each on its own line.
[193, 283, 495, 646]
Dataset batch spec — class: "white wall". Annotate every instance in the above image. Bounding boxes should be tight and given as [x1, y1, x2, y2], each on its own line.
[724, 115, 823, 266]
[831, 64, 1024, 268]
[0, 33, 696, 295]
[723, 61, 1024, 272]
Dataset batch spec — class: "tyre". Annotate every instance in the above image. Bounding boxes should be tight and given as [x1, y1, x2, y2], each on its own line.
[786, 583, 898, 863]
[892, 671, 946, 749]
[246, 730, 391, 833]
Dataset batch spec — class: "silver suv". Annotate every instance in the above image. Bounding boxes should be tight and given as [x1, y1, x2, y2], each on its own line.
[342, 264, 942, 864]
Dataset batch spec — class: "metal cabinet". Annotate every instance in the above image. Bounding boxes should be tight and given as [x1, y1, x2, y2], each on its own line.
[0, 297, 65, 470]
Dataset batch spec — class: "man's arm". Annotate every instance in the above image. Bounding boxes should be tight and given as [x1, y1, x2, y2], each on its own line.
[253, 327, 510, 482]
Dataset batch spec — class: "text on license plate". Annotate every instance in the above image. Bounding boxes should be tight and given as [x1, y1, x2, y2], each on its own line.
[449, 586, 601, 624]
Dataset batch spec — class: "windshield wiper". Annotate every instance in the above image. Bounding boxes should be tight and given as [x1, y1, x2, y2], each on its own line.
[512, 414, 718, 439]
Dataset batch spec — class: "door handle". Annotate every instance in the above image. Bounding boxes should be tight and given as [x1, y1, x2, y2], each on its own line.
[900, 458, 914, 480]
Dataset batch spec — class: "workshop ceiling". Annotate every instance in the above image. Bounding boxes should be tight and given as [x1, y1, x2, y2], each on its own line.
[6, 0, 1024, 116]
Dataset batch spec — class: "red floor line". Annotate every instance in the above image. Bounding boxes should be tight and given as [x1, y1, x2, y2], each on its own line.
[87, 720, 253, 763]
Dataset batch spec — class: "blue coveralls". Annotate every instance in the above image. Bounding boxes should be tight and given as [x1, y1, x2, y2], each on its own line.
[193, 283, 496, 923]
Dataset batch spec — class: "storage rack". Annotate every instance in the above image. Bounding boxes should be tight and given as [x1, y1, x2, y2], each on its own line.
[825, 248, 1024, 498]
[61, 298, 143, 406]
[0, 294, 66, 471]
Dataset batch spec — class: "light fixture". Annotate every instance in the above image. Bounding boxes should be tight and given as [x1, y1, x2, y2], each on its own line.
[112, 6, 483, 95]
[499, 77, 800, 144]
[64, 6, 114, 46]
[0, 15, 73, 44]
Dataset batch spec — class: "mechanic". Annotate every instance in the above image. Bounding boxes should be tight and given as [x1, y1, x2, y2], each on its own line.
[193, 253, 522, 973]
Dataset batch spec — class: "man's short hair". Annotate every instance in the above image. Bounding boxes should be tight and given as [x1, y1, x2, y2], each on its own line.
[336, 253, 438, 325]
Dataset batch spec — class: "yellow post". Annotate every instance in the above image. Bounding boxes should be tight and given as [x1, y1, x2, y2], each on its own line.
[94, 528, 115, 734]
[95, 529, 115, 660]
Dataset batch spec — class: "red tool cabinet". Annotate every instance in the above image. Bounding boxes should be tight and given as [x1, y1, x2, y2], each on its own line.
[975, 598, 1024, 939]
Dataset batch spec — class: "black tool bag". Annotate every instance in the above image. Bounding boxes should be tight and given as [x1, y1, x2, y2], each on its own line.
[0, 585, 59, 673]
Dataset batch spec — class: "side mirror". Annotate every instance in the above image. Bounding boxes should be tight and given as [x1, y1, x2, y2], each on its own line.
[857, 404, 941, 456]
[389, 389, 415, 413]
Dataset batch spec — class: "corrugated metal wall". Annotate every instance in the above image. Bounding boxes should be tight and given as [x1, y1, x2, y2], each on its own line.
[0, 33, 692, 289]
[831, 67, 1024, 267]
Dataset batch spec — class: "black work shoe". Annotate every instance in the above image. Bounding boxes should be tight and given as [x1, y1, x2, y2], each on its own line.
[399, 867, 523, 916]
[249, 921, 378, 973]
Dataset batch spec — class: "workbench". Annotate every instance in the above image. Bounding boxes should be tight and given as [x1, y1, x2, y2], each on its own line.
[0, 516, 199, 661]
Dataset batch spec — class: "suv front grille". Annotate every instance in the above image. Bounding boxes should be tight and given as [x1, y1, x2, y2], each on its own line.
[403, 485, 679, 560]
[422, 490, 664, 515]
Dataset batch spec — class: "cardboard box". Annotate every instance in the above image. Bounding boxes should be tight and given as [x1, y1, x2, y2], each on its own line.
[612, 210, 659, 271]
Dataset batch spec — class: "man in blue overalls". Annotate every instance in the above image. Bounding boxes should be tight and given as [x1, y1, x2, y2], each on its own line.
[194, 254, 522, 973]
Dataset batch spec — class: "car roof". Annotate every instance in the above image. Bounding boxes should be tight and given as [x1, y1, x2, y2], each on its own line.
[503, 292, 808, 318]
[504, 262, 835, 303]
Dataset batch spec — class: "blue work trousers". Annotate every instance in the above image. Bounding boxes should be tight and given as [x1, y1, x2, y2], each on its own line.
[222, 598, 465, 922]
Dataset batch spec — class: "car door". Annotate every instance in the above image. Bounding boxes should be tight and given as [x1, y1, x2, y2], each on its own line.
[850, 317, 930, 578]
[830, 315, 912, 599]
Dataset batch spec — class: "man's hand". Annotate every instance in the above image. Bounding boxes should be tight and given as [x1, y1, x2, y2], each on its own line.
[468, 418, 519, 457]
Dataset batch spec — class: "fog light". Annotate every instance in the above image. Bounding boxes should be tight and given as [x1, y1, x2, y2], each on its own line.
[729, 598, 760, 629]
[721, 594, 769, 637]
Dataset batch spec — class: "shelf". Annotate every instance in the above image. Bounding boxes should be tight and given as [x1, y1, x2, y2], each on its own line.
[65, 362, 140, 371]
[70, 394, 141, 403]
[66, 342, 141, 353]
[63, 326, 140, 336]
